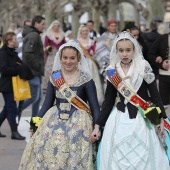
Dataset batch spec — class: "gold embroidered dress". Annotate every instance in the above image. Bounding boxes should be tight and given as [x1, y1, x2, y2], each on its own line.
[19, 71, 100, 170]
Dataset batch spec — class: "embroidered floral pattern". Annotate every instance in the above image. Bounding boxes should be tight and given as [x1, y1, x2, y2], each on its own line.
[19, 76, 95, 170]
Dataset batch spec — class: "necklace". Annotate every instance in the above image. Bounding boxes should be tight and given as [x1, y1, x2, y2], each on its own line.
[121, 60, 132, 68]
[121, 60, 132, 65]
[62, 69, 79, 80]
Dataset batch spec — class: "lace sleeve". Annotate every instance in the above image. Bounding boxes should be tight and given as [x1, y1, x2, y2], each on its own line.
[143, 60, 155, 84]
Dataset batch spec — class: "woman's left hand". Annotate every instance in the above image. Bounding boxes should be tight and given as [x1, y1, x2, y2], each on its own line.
[29, 129, 34, 138]
[89, 124, 101, 143]
[160, 118, 166, 140]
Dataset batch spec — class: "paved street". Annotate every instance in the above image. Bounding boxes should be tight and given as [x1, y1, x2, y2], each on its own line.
[0, 93, 45, 170]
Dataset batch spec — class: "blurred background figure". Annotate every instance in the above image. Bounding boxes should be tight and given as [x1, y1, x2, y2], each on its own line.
[77, 24, 104, 105]
[16, 20, 31, 59]
[86, 20, 97, 42]
[77, 24, 95, 56]
[100, 20, 118, 50]
[143, 21, 160, 78]
[147, 25, 170, 118]
[0, 32, 26, 140]
[95, 20, 118, 70]
[143, 21, 160, 49]
[17, 15, 45, 119]
[42, 20, 66, 92]
[65, 30, 73, 42]
[95, 20, 118, 91]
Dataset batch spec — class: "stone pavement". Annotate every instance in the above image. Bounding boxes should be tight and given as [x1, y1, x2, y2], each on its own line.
[0, 93, 45, 170]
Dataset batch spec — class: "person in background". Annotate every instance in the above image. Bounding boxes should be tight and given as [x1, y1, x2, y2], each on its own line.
[95, 20, 118, 69]
[16, 20, 31, 59]
[0, 32, 26, 140]
[147, 27, 170, 118]
[86, 20, 97, 42]
[100, 20, 118, 51]
[19, 41, 100, 170]
[17, 15, 45, 120]
[65, 30, 73, 42]
[90, 31, 169, 170]
[143, 21, 160, 78]
[77, 24, 104, 105]
[95, 20, 118, 90]
[77, 24, 96, 56]
[42, 20, 66, 92]
[143, 21, 160, 49]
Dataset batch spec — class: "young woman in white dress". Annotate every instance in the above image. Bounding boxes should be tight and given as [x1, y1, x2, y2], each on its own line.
[90, 31, 169, 170]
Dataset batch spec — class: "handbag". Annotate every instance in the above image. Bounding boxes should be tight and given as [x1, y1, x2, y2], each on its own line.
[16, 62, 34, 80]
[12, 76, 31, 101]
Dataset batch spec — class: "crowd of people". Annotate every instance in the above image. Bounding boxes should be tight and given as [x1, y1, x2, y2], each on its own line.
[0, 15, 170, 169]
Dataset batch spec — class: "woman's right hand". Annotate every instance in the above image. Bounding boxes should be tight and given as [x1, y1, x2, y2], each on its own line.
[89, 124, 101, 143]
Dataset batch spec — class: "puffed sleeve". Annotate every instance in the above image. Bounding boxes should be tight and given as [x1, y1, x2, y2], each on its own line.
[85, 79, 100, 123]
[37, 81, 56, 118]
[147, 80, 166, 118]
[96, 80, 117, 127]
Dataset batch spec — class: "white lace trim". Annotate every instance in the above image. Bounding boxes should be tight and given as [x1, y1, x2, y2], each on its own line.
[50, 71, 91, 99]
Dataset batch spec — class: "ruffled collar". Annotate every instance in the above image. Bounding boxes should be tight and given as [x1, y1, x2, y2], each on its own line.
[108, 59, 155, 93]
[46, 31, 65, 44]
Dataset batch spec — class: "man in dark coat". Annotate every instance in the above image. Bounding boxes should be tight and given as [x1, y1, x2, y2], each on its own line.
[143, 21, 160, 77]
[148, 32, 170, 117]
[143, 21, 160, 49]
[18, 15, 45, 119]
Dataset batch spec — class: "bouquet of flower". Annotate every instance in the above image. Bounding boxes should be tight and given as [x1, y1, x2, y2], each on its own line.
[29, 117, 42, 133]
[46, 45, 52, 52]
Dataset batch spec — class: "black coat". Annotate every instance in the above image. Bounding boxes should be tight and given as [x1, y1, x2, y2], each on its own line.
[0, 45, 33, 92]
[142, 31, 161, 76]
[142, 30, 160, 49]
[147, 33, 169, 70]
[22, 26, 44, 76]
